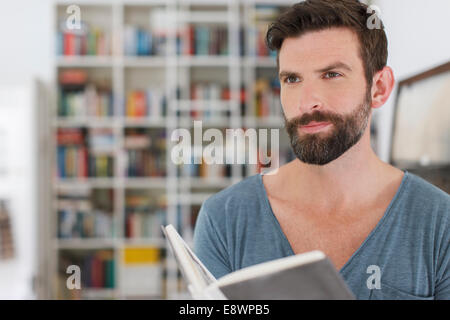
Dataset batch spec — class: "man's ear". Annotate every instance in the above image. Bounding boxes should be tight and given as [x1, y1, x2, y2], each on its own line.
[370, 66, 395, 109]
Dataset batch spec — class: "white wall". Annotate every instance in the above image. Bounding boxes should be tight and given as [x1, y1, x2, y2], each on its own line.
[0, 0, 52, 299]
[0, 0, 53, 86]
[0, 84, 36, 299]
[372, 0, 450, 162]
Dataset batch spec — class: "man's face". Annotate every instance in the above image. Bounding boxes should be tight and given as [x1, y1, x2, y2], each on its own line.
[279, 28, 372, 166]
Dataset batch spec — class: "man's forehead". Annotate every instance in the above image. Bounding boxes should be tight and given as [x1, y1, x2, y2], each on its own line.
[279, 28, 360, 69]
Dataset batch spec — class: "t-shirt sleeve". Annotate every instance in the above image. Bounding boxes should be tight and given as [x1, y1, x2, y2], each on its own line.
[435, 206, 450, 300]
[193, 201, 232, 279]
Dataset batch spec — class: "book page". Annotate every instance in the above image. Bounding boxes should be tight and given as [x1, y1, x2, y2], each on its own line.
[162, 225, 217, 297]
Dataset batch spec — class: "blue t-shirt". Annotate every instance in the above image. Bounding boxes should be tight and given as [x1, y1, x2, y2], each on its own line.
[193, 171, 450, 300]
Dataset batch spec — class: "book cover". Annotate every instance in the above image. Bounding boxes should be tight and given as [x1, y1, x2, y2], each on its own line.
[162, 224, 355, 300]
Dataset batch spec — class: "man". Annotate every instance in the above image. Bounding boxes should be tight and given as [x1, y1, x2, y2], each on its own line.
[193, 0, 450, 299]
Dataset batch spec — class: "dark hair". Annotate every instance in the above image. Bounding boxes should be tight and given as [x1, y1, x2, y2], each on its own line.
[266, 0, 388, 88]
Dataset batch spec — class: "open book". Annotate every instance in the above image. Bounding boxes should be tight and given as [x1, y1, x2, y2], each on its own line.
[162, 224, 355, 300]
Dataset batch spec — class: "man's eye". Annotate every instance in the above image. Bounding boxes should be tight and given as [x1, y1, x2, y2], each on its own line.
[285, 76, 300, 83]
[324, 72, 342, 79]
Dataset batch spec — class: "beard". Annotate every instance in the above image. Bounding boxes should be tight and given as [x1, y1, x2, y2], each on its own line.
[284, 90, 372, 166]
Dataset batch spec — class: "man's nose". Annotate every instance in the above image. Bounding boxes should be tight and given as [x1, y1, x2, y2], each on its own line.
[296, 82, 323, 114]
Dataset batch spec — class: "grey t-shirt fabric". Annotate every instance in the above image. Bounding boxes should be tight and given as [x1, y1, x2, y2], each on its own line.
[193, 171, 450, 300]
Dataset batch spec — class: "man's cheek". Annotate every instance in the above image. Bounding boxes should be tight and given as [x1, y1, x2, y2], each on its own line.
[280, 93, 297, 118]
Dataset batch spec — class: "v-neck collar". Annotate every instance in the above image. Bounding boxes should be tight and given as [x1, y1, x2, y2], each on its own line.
[257, 170, 410, 274]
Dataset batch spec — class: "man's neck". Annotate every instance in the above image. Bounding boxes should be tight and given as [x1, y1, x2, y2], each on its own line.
[275, 134, 402, 212]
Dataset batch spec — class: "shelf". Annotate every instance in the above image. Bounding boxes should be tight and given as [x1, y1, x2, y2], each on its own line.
[244, 56, 277, 68]
[123, 177, 167, 189]
[177, 55, 237, 67]
[177, 118, 232, 128]
[56, 56, 114, 68]
[123, 56, 167, 68]
[54, 117, 172, 128]
[122, 238, 166, 247]
[123, 117, 168, 128]
[56, 0, 115, 5]
[56, 238, 116, 250]
[178, 0, 230, 5]
[55, 177, 173, 189]
[177, 11, 230, 24]
[124, 0, 175, 5]
[81, 288, 118, 299]
[55, 178, 117, 189]
[54, 117, 118, 128]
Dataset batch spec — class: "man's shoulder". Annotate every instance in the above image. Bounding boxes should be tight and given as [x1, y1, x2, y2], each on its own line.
[405, 171, 450, 204]
[400, 171, 450, 221]
[201, 174, 265, 217]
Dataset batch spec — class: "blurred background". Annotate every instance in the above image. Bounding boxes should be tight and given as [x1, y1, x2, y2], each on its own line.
[0, 0, 448, 300]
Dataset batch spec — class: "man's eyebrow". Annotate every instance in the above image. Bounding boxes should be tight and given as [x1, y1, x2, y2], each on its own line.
[278, 62, 353, 79]
[316, 62, 353, 73]
[278, 70, 300, 80]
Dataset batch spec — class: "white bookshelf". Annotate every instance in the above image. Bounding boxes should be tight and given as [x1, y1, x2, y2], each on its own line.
[49, 0, 296, 300]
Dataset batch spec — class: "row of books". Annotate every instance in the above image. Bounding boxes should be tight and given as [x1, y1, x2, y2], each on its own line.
[59, 84, 113, 118]
[124, 25, 167, 56]
[60, 250, 115, 289]
[126, 151, 166, 177]
[57, 128, 115, 178]
[178, 158, 232, 178]
[89, 128, 115, 154]
[125, 192, 166, 239]
[125, 209, 166, 239]
[124, 129, 167, 177]
[125, 88, 167, 118]
[57, 146, 114, 178]
[182, 83, 232, 119]
[248, 5, 284, 57]
[58, 69, 113, 117]
[253, 24, 277, 57]
[89, 154, 113, 178]
[176, 145, 295, 178]
[58, 188, 114, 211]
[57, 70, 280, 120]
[57, 21, 110, 56]
[177, 25, 228, 56]
[58, 201, 114, 238]
[252, 77, 282, 118]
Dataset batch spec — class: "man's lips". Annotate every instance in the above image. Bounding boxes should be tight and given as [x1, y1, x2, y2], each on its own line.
[300, 121, 332, 133]
[302, 121, 331, 127]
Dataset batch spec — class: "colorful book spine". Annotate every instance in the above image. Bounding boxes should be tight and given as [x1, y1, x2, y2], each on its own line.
[177, 25, 228, 56]
[125, 88, 167, 118]
[125, 209, 166, 239]
[57, 128, 115, 178]
[124, 129, 166, 177]
[254, 78, 282, 118]
[58, 69, 113, 118]
[73, 250, 115, 289]
[124, 25, 167, 56]
[57, 21, 110, 56]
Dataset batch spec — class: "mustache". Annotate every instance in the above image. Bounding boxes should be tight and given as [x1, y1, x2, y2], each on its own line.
[284, 111, 343, 128]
